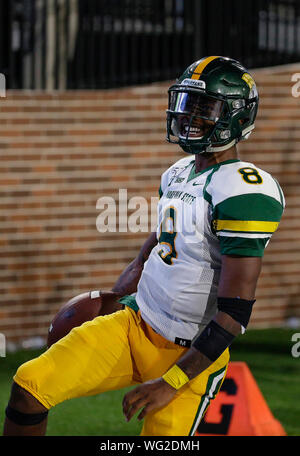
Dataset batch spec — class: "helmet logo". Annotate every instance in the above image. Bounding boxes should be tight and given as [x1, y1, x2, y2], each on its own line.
[232, 100, 245, 109]
[181, 78, 206, 90]
[220, 130, 230, 140]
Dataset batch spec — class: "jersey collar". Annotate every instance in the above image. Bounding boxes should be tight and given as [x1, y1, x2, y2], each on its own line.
[187, 158, 241, 183]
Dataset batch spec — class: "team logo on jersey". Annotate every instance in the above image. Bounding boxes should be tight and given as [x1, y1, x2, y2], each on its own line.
[168, 167, 185, 186]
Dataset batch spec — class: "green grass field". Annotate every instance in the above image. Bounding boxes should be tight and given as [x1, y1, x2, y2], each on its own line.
[0, 328, 299, 436]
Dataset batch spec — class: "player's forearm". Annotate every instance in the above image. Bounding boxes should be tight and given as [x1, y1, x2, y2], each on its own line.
[175, 347, 212, 381]
[163, 254, 262, 386]
[112, 232, 157, 296]
[174, 311, 240, 381]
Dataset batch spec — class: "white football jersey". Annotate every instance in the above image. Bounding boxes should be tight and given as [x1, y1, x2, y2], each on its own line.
[135, 157, 285, 345]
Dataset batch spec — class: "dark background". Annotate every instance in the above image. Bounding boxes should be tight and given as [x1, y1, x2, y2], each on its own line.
[1, 0, 300, 90]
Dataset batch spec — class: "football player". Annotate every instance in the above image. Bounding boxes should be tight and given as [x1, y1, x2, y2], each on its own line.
[3, 56, 285, 436]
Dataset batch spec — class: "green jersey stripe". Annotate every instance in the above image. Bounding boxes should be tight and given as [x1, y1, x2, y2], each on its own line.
[203, 169, 218, 204]
[218, 235, 270, 257]
[213, 193, 283, 223]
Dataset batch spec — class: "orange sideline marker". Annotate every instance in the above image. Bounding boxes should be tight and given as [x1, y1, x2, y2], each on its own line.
[196, 362, 286, 436]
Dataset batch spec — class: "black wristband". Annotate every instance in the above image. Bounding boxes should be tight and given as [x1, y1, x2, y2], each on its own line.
[192, 320, 235, 362]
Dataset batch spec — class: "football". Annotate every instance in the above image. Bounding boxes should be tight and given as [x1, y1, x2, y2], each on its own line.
[47, 290, 123, 347]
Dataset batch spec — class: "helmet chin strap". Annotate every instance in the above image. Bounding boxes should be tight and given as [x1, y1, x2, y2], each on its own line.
[185, 138, 236, 155]
[205, 139, 237, 153]
[190, 124, 255, 154]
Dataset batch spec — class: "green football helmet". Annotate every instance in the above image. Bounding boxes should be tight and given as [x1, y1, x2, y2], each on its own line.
[166, 56, 259, 154]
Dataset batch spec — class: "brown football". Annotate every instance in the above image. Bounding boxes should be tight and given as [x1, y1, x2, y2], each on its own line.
[47, 290, 123, 347]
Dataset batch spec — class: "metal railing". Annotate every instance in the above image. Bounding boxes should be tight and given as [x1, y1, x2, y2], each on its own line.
[1, 0, 300, 90]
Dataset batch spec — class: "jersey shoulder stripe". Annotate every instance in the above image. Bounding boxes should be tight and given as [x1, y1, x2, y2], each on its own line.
[212, 193, 283, 235]
[214, 219, 279, 234]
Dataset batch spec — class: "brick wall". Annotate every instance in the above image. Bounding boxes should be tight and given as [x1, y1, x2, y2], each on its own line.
[0, 63, 299, 347]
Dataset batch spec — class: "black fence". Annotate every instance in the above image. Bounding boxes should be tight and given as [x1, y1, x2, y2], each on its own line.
[1, 0, 300, 90]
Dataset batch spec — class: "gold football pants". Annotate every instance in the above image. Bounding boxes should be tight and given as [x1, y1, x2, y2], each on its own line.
[14, 306, 229, 436]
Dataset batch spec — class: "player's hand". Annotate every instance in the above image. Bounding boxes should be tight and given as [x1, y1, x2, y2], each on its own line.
[122, 378, 177, 422]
